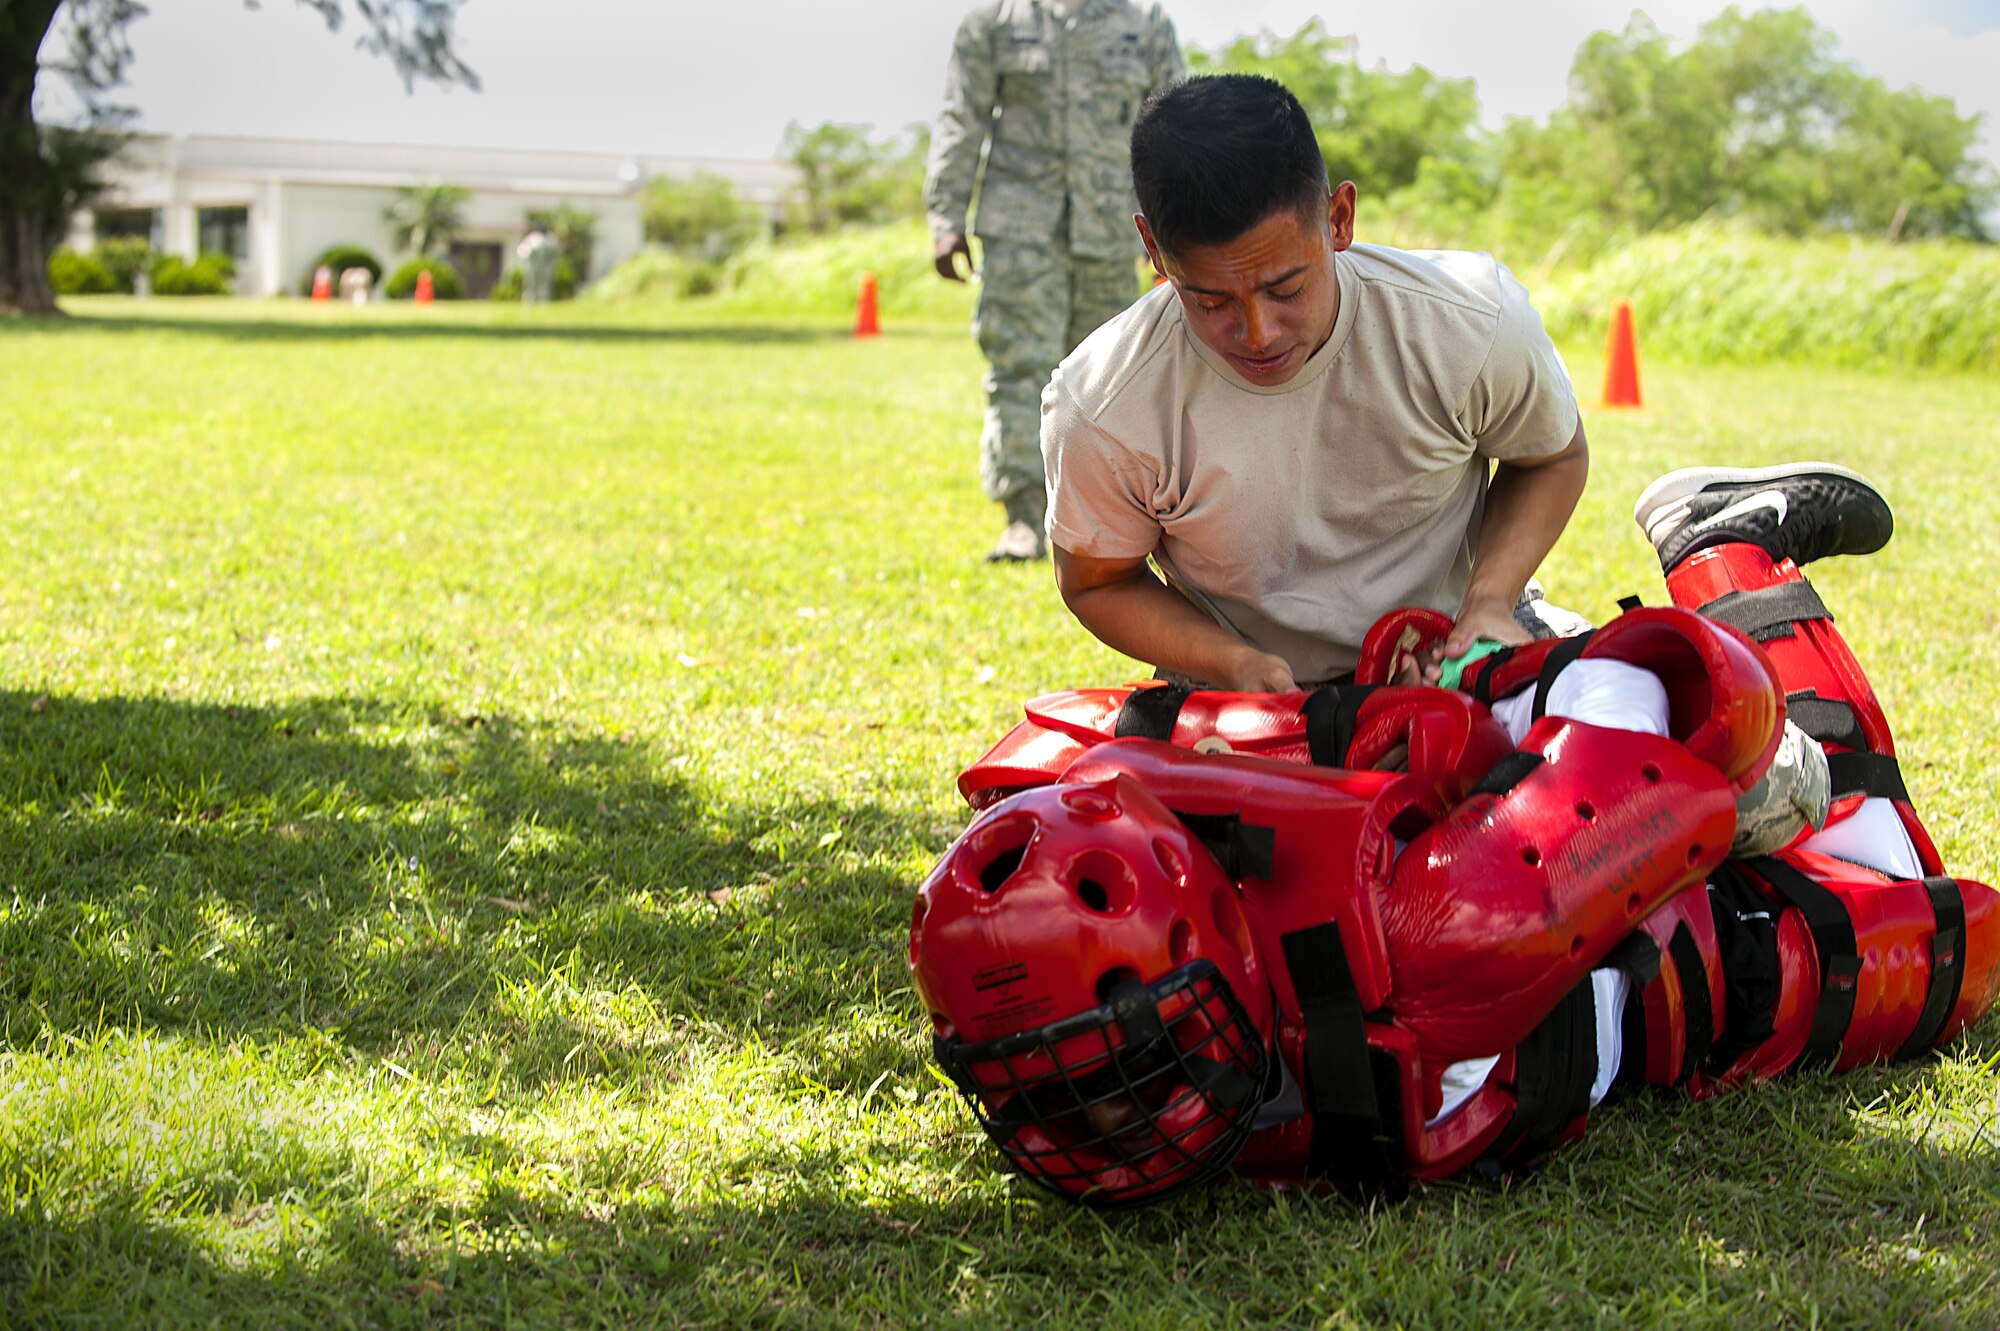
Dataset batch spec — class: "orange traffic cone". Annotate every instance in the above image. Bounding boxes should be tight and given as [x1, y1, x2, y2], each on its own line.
[1602, 301, 1641, 408]
[853, 271, 880, 338]
[311, 265, 332, 301]
[415, 268, 435, 306]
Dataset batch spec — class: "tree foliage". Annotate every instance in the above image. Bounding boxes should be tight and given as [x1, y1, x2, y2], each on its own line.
[779, 121, 928, 234]
[1207, 8, 1995, 256]
[1194, 20, 1485, 198]
[383, 182, 468, 257]
[1513, 7, 1995, 241]
[642, 172, 763, 259]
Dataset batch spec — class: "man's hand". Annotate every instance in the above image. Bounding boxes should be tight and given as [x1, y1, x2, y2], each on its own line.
[934, 231, 973, 282]
[1424, 594, 1530, 684]
[1219, 645, 1298, 694]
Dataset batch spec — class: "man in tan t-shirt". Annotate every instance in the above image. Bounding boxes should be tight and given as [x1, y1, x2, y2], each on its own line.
[1043, 74, 1589, 689]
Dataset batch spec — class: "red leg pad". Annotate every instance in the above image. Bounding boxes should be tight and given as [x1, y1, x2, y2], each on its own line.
[1666, 543, 1944, 871]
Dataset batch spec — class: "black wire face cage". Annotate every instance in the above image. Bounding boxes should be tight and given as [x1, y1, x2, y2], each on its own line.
[934, 961, 1272, 1210]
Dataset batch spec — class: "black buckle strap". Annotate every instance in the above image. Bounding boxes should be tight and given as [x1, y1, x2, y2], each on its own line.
[1698, 581, 1832, 643]
[1173, 811, 1277, 880]
[1531, 632, 1596, 721]
[1896, 876, 1968, 1060]
[1115, 684, 1193, 741]
[1748, 855, 1859, 1069]
[1280, 924, 1402, 1182]
[1301, 684, 1381, 768]
[1703, 865, 1783, 1074]
[1470, 750, 1544, 799]
[1784, 691, 1870, 752]
[1825, 752, 1910, 804]
[1666, 923, 1716, 1084]
[1489, 979, 1598, 1164]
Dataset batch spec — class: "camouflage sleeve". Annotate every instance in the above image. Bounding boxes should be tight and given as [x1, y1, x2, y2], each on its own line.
[1148, 6, 1185, 91]
[924, 8, 1000, 242]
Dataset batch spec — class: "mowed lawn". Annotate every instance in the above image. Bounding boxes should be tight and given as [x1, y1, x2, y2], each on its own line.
[3, 297, 1999, 1329]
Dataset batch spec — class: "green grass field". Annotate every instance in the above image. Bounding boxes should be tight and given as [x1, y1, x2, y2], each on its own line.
[4, 296, 2000, 1329]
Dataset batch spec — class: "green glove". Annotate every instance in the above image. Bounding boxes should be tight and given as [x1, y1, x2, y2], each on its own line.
[1435, 638, 1509, 692]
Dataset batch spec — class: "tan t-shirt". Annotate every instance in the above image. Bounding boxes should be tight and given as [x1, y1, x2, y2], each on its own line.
[1042, 244, 1579, 683]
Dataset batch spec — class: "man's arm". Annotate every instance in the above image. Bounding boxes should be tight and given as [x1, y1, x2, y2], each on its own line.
[1053, 546, 1298, 692]
[1435, 418, 1590, 667]
[925, 10, 998, 281]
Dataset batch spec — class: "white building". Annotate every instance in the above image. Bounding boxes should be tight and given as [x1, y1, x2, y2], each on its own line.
[74, 133, 797, 298]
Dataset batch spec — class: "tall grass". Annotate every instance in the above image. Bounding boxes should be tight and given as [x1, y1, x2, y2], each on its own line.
[595, 218, 2000, 376]
[1536, 224, 2000, 374]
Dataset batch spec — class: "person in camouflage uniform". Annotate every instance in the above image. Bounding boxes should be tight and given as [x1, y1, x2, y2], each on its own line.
[925, 0, 1183, 562]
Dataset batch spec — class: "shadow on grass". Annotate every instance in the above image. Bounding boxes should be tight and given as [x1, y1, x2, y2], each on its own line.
[3, 1073, 1997, 1329]
[0, 689, 932, 1092]
[4, 312, 871, 346]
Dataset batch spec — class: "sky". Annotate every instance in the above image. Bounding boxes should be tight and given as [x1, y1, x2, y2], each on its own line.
[33, 0, 2000, 171]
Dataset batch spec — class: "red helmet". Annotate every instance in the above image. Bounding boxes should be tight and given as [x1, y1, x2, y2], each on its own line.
[909, 774, 1275, 1208]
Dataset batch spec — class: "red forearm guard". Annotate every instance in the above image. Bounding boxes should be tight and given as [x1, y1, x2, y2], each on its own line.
[1376, 716, 1737, 1064]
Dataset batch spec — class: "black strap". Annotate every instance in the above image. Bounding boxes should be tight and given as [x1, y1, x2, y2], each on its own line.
[1115, 685, 1193, 740]
[1301, 684, 1381, 768]
[1697, 581, 1832, 643]
[1470, 750, 1544, 799]
[1173, 811, 1277, 880]
[1749, 856, 1860, 1069]
[1617, 594, 1644, 612]
[1896, 876, 1968, 1060]
[1704, 865, 1783, 1074]
[1666, 923, 1716, 1084]
[1784, 692, 1869, 753]
[1280, 924, 1400, 1182]
[1490, 980, 1598, 1164]
[1466, 645, 1518, 705]
[1603, 930, 1663, 988]
[1531, 632, 1596, 720]
[1826, 752, 1911, 804]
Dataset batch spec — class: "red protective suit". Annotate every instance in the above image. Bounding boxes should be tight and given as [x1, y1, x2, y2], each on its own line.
[911, 590, 1999, 1208]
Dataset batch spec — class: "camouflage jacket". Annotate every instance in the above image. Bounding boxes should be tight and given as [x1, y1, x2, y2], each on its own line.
[924, 0, 1183, 259]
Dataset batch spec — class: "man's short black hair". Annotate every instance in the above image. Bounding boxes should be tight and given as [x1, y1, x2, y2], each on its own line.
[1131, 75, 1330, 258]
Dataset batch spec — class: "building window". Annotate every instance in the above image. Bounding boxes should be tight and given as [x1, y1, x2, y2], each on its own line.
[96, 207, 161, 247]
[198, 206, 250, 260]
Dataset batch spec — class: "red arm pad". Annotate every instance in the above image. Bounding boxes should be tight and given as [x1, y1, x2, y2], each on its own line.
[1377, 717, 1737, 1063]
[1580, 607, 1783, 792]
[1347, 687, 1517, 806]
[958, 718, 1089, 808]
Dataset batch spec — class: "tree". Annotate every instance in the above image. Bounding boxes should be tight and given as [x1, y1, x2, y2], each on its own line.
[1194, 21, 1484, 197]
[779, 121, 928, 233]
[642, 172, 762, 259]
[4, 0, 477, 315]
[1500, 6, 1996, 241]
[384, 182, 469, 257]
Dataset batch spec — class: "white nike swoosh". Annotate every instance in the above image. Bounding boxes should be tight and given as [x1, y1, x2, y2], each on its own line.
[1704, 489, 1789, 527]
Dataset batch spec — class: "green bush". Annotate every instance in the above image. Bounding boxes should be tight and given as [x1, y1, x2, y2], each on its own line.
[300, 244, 384, 296]
[584, 247, 723, 302]
[489, 255, 580, 302]
[94, 237, 154, 293]
[384, 257, 466, 300]
[48, 248, 119, 295]
[149, 251, 237, 297]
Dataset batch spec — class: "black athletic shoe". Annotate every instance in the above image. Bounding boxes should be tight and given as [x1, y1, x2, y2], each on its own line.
[1632, 462, 1893, 573]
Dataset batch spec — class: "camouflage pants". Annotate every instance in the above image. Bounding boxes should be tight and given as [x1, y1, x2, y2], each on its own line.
[974, 237, 1141, 508]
